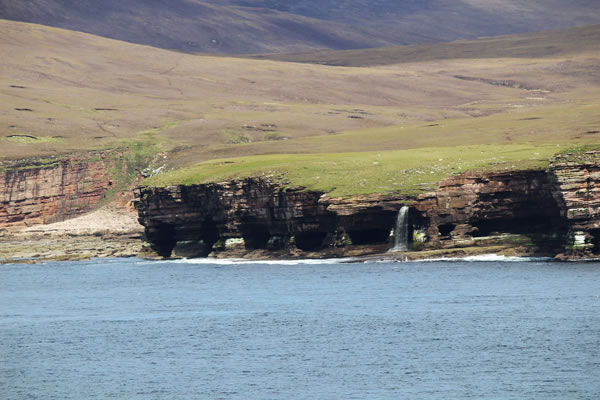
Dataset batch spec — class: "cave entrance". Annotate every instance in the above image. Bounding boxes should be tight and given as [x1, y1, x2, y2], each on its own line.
[438, 224, 455, 237]
[471, 217, 566, 237]
[295, 232, 327, 251]
[348, 229, 391, 245]
[190, 217, 220, 257]
[471, 216, 568, 253]
[240, 218, 270, 249]
[152, 224, 177, 258]
[243, 225, 270, 250]
[201, 217, 219, 245]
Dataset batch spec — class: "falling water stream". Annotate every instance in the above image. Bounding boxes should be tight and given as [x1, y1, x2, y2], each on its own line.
[391, 206, 409, 252]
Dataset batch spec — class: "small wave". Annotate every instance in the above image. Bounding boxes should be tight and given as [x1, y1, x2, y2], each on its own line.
[416, 254, 553, 262]
[140, 257, 358, 266]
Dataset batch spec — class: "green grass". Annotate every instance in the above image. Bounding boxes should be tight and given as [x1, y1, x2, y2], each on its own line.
[0, 155, 64, 172]
[2, 134, 65, 144]
[144, 143, 561, 197]
[224, 130, 251, 144]
[557, 144, 600, 158]
[99, 131, 163, 205]
[166, 100, 600, 168]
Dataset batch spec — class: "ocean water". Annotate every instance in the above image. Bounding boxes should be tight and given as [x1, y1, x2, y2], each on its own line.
[1, 258, 599, 399]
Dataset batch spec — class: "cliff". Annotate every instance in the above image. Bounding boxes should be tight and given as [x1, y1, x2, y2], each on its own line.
[134, 151, 600, 260]
[411, 169, 567, 254]
[134, 179, 403, 258]
[551, 151, 600, 255]
[0, 151, 129, 229]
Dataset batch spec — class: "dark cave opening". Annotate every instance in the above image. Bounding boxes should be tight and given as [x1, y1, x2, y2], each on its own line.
[471, 217, 567, 237]
[151, 224, 177, 258]
[295, 232, 327, 251]
[243, 224, 271, 249]
[348, 229, 392, 245]
[438, 224, 456, 237]
[471, 216, 568, 252]
[199, 217, 220, 251]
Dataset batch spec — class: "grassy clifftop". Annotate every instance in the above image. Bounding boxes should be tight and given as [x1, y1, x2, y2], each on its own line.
[143, 143, 561, 197]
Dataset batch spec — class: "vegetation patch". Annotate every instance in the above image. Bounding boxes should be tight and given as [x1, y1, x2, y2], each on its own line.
[263, 132, 286, 141]
[557, 144, 600, 160]
[3, 134, 64, 144]
[99, 131, 163, 205]
[225, 130, 251, 144]
[0, 155, 65, 172]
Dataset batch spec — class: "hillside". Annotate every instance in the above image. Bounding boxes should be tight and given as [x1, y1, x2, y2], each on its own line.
[257, 24, 600, 66]
[1, 19, 599, 196]
[1, 0, 600, 53]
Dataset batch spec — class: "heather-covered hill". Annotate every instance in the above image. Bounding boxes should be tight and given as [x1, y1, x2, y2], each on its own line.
[258, 24, 600, 66]
[1, 0, 600, 53]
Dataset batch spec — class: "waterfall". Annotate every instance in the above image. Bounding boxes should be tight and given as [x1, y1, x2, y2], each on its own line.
[391, 206, 410, 252]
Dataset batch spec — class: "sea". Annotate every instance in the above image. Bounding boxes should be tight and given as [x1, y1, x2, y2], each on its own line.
[1, 257, 599, 399]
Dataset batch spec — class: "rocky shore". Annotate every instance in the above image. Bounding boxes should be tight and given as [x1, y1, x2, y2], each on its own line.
[0, 208, 143, 263]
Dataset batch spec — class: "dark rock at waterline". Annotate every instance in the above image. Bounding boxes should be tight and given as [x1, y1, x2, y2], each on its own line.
[134, 179, 404, 258]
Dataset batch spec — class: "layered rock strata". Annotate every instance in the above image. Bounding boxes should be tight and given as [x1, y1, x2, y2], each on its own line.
[134, 179, 403, 258]
[134, 151, 600, 259]
[550, 151, 600, 254]
[0, 152, 127, 229]
[411, 169, 568, 254]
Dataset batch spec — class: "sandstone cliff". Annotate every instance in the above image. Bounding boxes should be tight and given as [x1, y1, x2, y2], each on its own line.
[0, 151, 129, 229]
[411, 169, 567, 254]
[135, 151, 600, 259]
[551, 150, 600, 254]
[134, 179, 404, 258]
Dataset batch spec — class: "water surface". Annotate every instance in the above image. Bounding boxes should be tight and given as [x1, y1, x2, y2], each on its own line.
[1, 258, 599, 399]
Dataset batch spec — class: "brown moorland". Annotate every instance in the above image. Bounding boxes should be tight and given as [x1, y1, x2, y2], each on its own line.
[1, 20, 599, 196]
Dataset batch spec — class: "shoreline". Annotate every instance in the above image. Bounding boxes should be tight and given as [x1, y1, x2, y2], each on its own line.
[1, 237, 595, 264]
[4, 253, 596, 265]
[0, 208, 144, 264]
[1, 207, 596, 264]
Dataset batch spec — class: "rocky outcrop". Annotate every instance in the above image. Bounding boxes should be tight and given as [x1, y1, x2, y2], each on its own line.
[550, 151, 600, 255]
[411, 169, 567, 254]
[404, 151, 600, 257]
[134, 151, 600, 259]
[0, 151, 128, 229]
[134, 179, 404, 258]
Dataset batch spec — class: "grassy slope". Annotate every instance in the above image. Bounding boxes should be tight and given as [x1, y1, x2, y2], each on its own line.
[2, 20, 599, 197]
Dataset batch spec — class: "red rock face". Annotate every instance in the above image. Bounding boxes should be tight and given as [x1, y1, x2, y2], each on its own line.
[549, 151, 600, 255]
[551, 151, 600, 231]
[411, 169, 567, 248]
[409, 151, 600, 255]
[0, 152, 125, 229]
